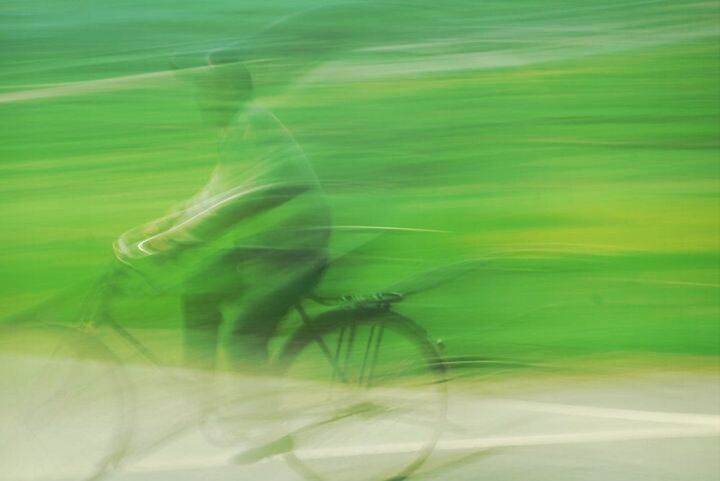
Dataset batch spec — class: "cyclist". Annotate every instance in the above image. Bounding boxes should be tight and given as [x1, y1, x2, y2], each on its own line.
[113, 53, 331, 371]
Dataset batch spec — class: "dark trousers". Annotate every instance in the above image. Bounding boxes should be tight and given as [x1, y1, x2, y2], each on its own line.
[182, 250, 325, 370]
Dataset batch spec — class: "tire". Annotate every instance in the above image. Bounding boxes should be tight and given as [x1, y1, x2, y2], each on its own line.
[276, 308, 447, 481]
[0, 324, 133, 481]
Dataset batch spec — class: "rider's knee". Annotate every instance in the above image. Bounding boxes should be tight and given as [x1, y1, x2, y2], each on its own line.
[224, 332, 269, 366]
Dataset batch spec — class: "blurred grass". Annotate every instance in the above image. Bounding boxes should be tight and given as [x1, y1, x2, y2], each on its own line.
[0, 0, 718, 364]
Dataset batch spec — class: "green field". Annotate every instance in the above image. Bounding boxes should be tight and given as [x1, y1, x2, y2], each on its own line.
[1, 0, 718, 366]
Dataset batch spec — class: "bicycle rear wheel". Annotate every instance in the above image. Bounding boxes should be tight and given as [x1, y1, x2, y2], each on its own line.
[277, 309, 447, 481]
[0, 324, 132, 481]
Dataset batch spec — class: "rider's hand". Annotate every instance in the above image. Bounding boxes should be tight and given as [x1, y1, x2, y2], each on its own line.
[142, 223, 162, 237]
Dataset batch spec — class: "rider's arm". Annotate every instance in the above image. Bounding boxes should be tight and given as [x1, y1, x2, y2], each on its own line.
[113, 185, 211, 262]
[114, 107, 314, 262]
[113, 211, 182, 263]
[114, 180, 310, 261]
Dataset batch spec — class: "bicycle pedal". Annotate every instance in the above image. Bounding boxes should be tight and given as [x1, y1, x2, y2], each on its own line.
[232, 435, 294, 464]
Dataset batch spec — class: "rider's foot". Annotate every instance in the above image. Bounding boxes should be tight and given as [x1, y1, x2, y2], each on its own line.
[201, 382, 283, 447]
[232, 434, 294, 464]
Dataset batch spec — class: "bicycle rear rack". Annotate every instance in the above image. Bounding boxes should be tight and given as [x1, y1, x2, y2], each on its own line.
[308, 291, 404, 310]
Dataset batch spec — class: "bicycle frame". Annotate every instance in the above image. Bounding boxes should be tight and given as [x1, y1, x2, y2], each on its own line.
[83, 260, 406, 373]
[295, 302, 393, 387]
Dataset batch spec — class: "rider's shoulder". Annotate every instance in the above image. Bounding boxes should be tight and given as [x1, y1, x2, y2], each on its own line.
[243, 105, 283, 130]
[224, 104, 291, 145]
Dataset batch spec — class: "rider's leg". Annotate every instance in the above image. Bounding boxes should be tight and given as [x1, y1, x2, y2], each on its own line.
[182, 249, 248, 370]
[225, 289, 297, 371]
[206, 256, 325, 445]
[225, 257, 325, 372]
[183, 292, 224, 370]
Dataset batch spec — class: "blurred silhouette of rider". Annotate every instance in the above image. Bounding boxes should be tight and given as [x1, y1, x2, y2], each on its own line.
[113, 51, 331, 371]
[111, 1, 445, 371]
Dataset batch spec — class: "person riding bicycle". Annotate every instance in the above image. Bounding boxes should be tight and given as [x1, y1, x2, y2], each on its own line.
[109, 2, 439, 372]
[113, 53, 331, 371]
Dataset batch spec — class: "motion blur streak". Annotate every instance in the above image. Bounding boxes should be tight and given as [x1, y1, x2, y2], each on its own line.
[1, 0, 718, 480]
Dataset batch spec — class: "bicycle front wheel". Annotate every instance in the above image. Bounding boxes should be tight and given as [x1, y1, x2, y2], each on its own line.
[277, 309, 447, 481]
[0, 324, 132, 481]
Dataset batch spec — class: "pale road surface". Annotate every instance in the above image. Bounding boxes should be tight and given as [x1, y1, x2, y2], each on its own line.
[3, 357, 718, 481]
[110, 369, 720, 481]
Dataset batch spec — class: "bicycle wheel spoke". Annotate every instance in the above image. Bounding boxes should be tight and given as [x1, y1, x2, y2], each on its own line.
[29, 366, 122, 426]
[342, 324, 356, 380]
[281, 312, 447, 481]
[312, 335, 349, 383]
[327, 326, 348, 393]
[357, 324, 376, 387]
[365, 323, 385, 389]
[0, 326, 129, 481]
[331, 327, 346, 384]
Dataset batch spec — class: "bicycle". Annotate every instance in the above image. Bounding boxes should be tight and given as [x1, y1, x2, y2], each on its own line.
[0, 261, 457, 481]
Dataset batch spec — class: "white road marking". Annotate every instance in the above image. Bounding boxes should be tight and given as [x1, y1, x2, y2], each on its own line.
[124, 424, 720, 472]
[290, 399, 720, 460]
[295, 426, 720, 460]
[124, 399, 720, 473]
[501, 399, 720, 426]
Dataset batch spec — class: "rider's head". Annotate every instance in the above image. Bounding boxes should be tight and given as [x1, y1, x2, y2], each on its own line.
[191, 51, 254, 129]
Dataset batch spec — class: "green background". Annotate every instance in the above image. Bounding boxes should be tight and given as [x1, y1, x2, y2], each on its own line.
[1, 0, 718, 366]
